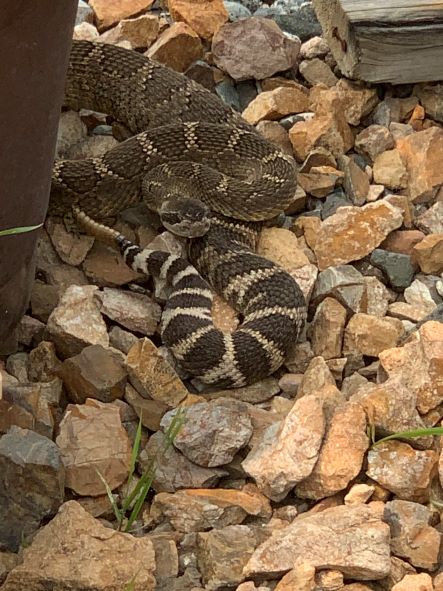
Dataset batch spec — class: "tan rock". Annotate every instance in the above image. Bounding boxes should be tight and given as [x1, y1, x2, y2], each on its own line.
[299, 58, 338, 87]
[255, 120, 293, 156]
[355, 124, 395, 162]
[296, 402, 368, 499]
[124, 383, 168, 431]
[338, 154, 370, 205]
[242, 395, 325, 501]
[257, 227, 310, 271]
[242, 86, 309, 125]
[275, 563, 316, 591]
[168, 0, 228, 39]
[388, 302, 429, 322]
[313, 199, 404, 270]
[344, 483, 375, 505]
[99, 14, 159, 49]
[46, 285, 108, 358]
[212, 17, 300, 81]
[1, 501, 156, 590]
[126, 338, 188, 406]
[146, 22, 203, 72]
[83, 242, 144, 286]
[56, 399, 131, 496]
[373, 149, 408, 190]
[244, 504, 390, 580]
[297, 165, 344, 198]
[310, 80, 379, 126]
[310, 297, 346, 359]
[381, 229, 426, 255]
[392, 574, 433, 591]
[289, 111, 354, 162]
[344, 313, 404, 357]
[367, 441, 438, 502]
[297, 356, 336, 398]
[96, 287, 161, 336]
[397, 127, 443, 202]
[90, 0, 155, 31]
[413, 234, 443, 274]
[73, 21, 99, 41]
[46, 217, 94, 266]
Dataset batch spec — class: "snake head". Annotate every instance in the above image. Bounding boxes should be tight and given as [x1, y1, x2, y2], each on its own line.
[159, 197, 211, 238]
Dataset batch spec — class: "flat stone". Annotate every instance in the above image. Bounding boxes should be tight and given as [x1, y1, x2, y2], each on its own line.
[56, 399, 131, 496]
[354, 124, 395, 162]
[297, 165, 344, 198]
[124, 383, 168, 431]
[126, 338, 188, 406]
[299, 58, 338, 87]
[413, 234, 443, 274]
[109, 325, 139, 354]
[146, 21, 203, 73]
[367, 441, 438, 502]
[96, 287, 161, 336]
[312, 264, 366, 313]
[162, 398, 252, 468]
[338, 154, 370, 206]
[89, 0, 154, 31]
[46, 217, 94, 266]
[313, 200, 404, 270]
[212, 17, 300, 81]
[296, 402, 368, 500]
[381, 230, 426, 256]
[242, 395, 325, 501]
[392, 574, 433, 591]
[257, 227, 310, 271]
[415, 201, 443, 234]
[310, 297, 347, 359]
[59, 344, 127, 404]
[245, 504, 390, 580]
[0, 427, 64, 552]
[168, 0, 228, 39]
[242, 86, 309, 125]
[98, 14, 159, 49]
[370, 249, 416, 289]
[343, 313, 404, 357]
[1, 501, 156, 590]
[0, 382, 56, 439]
[300, 36, 329, 59]
[83, 241, 144, 286]
[46, 285, 109, 358]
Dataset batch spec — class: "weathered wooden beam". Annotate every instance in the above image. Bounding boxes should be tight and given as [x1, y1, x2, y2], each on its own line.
[312, 0, 443, 84]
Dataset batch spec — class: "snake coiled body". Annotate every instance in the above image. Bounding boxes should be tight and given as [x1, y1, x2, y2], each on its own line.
[50, 40, 307, 387]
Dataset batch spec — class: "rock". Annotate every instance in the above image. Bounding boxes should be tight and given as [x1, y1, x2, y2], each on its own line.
[162, 398, 252, 467]
[392, 574, 433, 591]
[124, 383, 168, 431]
[212, 17, 300, 81]
[313, 199, 403, 270]
[168, 0, 228, 39]
[89, 0, 154, 31]
[396, 127, 443, 202]
[275, 564, 316, 591]
[310, 79, 379, 126]
[299, 58, 338, 87]
[289, 111, 354, 162]
[205, 377, 280, 404]
[381, 229, 426, 256]
[82, 241, 144, 286]
[59, 344, 127, 404]
[338, 154, 370, 205]
[297, 165, 344, 198]
[198, 525, 265, 589]
[0, 427, 64, 552]
[15, 314, 45, 347]
[354, 125, 395, 162]
[255, 120, 293, 155]
[73, 21, 100, 41]
[367, 441, 438, 502]
[343, 313, 404, 357]
[126, 338, 188, 406]
[76, 0, 94, 25]
[56, 110, 87, 158]
[56, 399, 131, 496]
[363, 276, 393, 317]
[0, 382, 56, 439]
[0, 553, 19, 586]
[109, 325, 139, 354]
[300, 36, 329, 59]
[370, 249, 416, 289]
[96, 287, 161, 336]
[416, 201, 443, 235]
[384, 500, 441, 570]
[257, 227, 310, 271]
[224, 1, 252, 21]
[242, 86, 309, 125]
[245, 504, 390, 580]
[404, 277, 440, 311]
[312, 264, 366, 313]
[46, 217, 94, 265]
[344, 483, 375, 506]
[150, 486, 271, 532]
[372, 149, 408, 190]
[46, 285, 108, 358]
[146, 22, 203, 73]
[30, 281, 59, 322]
[255, 2, 321, 41]
[242, 395, 325, 501]
[1, 501, 156, 590]
[413, 234, 443, 274]
[296, 402, 368, 500]
[310, 297, 347, 359]
[64, 134, 119, 159]
[139, 431, 225, 492]
[366, 184, 385, 202]
[98, 14, 159, 49]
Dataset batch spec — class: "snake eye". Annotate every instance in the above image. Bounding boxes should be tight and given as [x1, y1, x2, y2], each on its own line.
[161, 212, 181, 226]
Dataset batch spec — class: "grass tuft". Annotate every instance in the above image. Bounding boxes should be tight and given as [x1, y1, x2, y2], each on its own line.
[0, 224, 43, 236]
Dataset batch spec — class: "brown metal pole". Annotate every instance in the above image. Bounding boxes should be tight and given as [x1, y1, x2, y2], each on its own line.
[0, 0, 77, 353]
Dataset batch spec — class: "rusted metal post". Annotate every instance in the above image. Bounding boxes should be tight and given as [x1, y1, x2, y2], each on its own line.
[0, 0, 77, 352]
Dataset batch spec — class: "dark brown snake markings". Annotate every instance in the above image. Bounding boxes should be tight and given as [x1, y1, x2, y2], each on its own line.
[51, 40, 306, 387]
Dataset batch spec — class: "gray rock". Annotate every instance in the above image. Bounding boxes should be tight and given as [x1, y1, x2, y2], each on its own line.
[370, 249, 415, 290]
[321, 189, 352, 220]
[75, 0, 94, 26]
[255, 1, 321, 41]
[0, 427, 64, 551]
[215, 79, 241, 111]
[225, 1, 252, 20]
[312, 265, 366, 313]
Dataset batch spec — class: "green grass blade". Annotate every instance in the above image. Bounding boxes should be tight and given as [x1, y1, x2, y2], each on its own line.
[373, 427, 443, 446]
[125, 468, 156, 532]
[95, 469, 123, 525]
[127, 415, 143, 490]
[0, 223, 43, 236]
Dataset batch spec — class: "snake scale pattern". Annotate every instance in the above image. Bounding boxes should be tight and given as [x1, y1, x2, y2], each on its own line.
[50, 40, 307, 388]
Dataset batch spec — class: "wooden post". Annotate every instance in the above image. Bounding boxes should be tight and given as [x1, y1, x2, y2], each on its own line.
[0, 0, 77, 352]
[312, 0, 443, 84]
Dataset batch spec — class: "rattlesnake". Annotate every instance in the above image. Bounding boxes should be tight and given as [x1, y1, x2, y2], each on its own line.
[50, 40, 306, 387]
